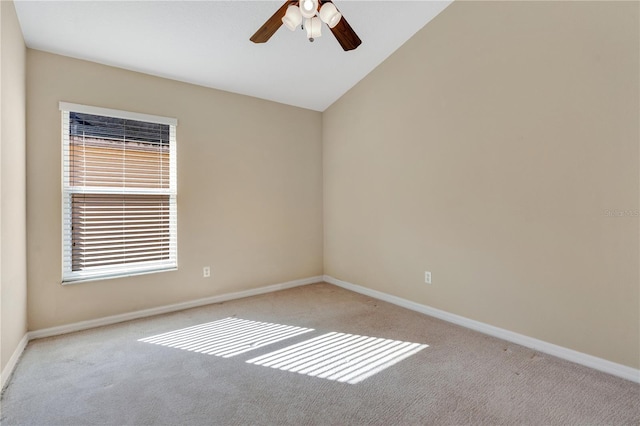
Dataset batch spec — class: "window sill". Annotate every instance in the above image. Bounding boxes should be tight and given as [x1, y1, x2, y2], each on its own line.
[62, 267, 178, 285]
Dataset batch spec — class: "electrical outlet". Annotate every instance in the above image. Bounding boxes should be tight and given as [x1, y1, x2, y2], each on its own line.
[203, 266, 211, 278]
[425, 271, 432, 284]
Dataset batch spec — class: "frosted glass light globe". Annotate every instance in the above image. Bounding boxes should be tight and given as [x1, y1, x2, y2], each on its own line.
[299, 0, 318, 18]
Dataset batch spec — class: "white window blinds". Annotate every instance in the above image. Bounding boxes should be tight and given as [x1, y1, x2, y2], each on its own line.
[61, 102, 177, 283]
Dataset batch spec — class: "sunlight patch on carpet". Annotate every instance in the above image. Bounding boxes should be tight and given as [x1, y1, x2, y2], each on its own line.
[246, 332, 428, 384]
[138, 317, 314, 358]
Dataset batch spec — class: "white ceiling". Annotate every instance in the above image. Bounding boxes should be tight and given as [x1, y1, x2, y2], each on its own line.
[14, 0, 452, 111]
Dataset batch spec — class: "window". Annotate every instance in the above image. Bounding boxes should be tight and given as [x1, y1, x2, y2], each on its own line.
[60, 102, 177, 283]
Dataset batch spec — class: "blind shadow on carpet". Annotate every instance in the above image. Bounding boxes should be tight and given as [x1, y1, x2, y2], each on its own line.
[138, 316, 428, 385]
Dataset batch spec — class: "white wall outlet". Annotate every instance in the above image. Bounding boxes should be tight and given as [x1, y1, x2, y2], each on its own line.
[425, 271, 432, 284]
[203, 266, 211, 278]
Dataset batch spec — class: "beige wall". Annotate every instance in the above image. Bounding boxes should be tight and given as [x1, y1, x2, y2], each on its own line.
[27, 50, 323, 330]
[323, 1, 639, 368]
[1, 0, 28, 375]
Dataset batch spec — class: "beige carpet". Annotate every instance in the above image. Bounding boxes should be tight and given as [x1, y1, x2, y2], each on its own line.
[2, 283, 638, 425]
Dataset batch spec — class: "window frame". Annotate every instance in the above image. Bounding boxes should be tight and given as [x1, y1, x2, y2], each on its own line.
[60, 102, 178, 284]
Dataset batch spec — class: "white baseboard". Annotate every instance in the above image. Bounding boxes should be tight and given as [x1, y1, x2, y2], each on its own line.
[323, 274, 640, 384]
[1, 333, 29, 391]
[29, 275, 322, 340]
[11, 274, 639, 387]
[2, 276, 321, 393]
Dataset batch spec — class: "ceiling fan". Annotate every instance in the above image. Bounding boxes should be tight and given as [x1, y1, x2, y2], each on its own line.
[250, 0, 362, 51]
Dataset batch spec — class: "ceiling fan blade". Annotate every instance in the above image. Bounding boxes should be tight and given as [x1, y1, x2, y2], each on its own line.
[328, 11, 362, 51]
[250, 1, 294, 44]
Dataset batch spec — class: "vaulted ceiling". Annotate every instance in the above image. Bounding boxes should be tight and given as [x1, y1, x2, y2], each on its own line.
[14, 1, 452, 111]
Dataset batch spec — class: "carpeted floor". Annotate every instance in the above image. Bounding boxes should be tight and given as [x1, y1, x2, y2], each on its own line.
[2, 282, 639, 425]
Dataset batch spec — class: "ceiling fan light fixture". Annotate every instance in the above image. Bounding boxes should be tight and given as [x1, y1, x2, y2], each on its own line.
[319, 3, 342, 28]
[282, 5, 302, 31]
[305, 17, 322, 41]
[250, 0, 361, 51]
[300, 0, 318, 18]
